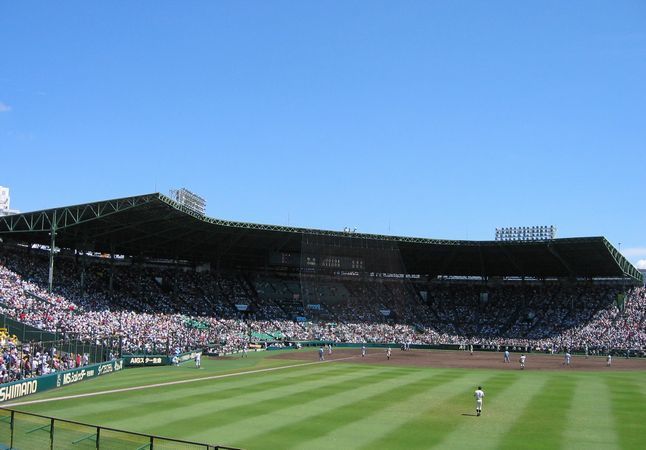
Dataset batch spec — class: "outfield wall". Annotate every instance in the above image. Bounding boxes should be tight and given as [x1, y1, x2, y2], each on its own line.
[0, 359, 124, 404]
[123, 350, 202, 367]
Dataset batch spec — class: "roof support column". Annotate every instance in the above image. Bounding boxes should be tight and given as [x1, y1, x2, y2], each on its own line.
[80, 250, 88, 298]
[80, 261, 85, 296]
[47, 211, 57, 293]
[109, 244, 115, 298]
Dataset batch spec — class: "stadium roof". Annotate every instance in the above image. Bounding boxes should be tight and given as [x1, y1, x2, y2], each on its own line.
[0, 193, 642, 284]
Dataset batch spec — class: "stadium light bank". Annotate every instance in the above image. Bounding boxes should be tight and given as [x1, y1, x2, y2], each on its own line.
[495, 225, 556, 241]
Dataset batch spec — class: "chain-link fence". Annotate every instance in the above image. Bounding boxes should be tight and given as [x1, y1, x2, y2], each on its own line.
[1, 311, 121, 364]
[0, 408, 241, 450]
[0, 312, 61, 342]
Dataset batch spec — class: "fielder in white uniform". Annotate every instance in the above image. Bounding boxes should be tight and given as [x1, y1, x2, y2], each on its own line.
[519, 354, 526, 370]
[607, 354, 612, 367]
[564, 352, 571, 366]
[474, 386, 485, 416]
[195, 353, 201, 369]
[361, 345, 366, 357]
[503, 350, 510, 363]
[386, 347, 391, 360]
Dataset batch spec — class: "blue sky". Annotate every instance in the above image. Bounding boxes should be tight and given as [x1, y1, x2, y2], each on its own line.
[1, 2, 645, 267]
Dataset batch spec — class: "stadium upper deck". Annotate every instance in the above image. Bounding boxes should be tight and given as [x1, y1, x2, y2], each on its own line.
[0, 193, 642, 284]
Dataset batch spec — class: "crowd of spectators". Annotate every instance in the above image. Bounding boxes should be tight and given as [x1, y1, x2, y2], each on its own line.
[0, 247, 644, 366]
[0, 329, 93, 384]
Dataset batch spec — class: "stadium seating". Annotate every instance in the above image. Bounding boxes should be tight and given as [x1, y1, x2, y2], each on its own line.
[1, 246, 645, 360]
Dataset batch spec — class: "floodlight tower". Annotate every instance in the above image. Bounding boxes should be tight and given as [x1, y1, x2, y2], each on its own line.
[495, 225, 556, 241]
[169, 188, 207, 216]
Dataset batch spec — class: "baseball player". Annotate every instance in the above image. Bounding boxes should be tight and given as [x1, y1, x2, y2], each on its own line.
[469, 344, 473, 356]
[318, 346, 324, 361]
[607, 354, 612, 367]
[519, 354, 526, 370]
[386, 347, 391, 360]
[503, 350, 510, 363]
[361, 345, 366, 357]
[564, 352, 571, 366]
[328, 344, 332, 355]
[474, 386, 485, 416]
[195, 352, 201, 369]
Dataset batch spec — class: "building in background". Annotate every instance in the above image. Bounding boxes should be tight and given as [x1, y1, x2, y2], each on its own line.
[0, 186, 20, 217]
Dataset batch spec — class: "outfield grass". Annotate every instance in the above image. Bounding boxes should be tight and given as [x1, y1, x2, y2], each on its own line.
[7, 350, 646, 449]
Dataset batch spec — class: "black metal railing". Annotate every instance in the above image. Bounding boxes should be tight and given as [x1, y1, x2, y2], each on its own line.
[0, 408, 241, 450]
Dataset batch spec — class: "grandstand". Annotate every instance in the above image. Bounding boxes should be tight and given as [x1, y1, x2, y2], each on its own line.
[0, 193, 640, 283]
[0, 192, 643, 357]
[0, 192, 645, 449]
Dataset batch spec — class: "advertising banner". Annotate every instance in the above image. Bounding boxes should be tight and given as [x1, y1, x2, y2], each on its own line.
[123, 351, 202, 366]
[0, 359, 124, 404]
[123, 355, 169, 366]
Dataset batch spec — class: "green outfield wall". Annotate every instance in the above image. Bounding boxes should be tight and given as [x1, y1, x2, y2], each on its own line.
[0, 359, 124, 404]
[123, 350, 202, 367]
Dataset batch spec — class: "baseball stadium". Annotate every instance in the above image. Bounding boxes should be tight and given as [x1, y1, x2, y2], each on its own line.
[0, 192, 644, 449]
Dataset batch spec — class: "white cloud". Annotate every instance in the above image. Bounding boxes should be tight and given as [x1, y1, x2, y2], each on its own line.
[617, 247, 646, 268]
[621, 247, 646, 257]
[0, 102, 11, 112]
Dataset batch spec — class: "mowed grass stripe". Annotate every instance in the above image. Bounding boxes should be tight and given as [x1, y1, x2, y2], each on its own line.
[241, 370, 468, 450]
[20, 363, 363, 420]
[71, 365, 393, 432]
[607, 377, 646, 450]
[164, 368, 412, 441]
[496, 375, 577, 450]
[297, 371, 502, 450]
[606, 371, 646, 399]
[10, 355, 274, 401]
[562, 374, 618, 450]
[192, 368, 449, 446]
[357, 372, 518, 450]
[9, 351, 354, 409]
[432, 371, 546, 450]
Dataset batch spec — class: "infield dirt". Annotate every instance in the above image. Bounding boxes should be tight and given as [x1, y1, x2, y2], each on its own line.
[269, 348, 646, 371]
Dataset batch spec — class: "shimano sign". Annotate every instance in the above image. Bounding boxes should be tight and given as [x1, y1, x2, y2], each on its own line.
[0, 380, 38, 402]
[0, 359, 124, 404]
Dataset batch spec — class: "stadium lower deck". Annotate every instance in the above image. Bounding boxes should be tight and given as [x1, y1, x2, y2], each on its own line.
[1, 244, 645, 359]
